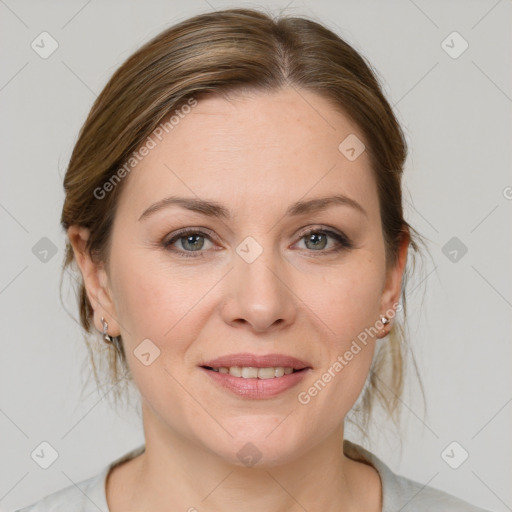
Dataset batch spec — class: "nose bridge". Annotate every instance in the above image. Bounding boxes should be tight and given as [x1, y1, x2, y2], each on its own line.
[222, 234, 296, 332]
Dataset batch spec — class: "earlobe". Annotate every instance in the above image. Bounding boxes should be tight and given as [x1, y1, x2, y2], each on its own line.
[67, 225, 120, 337]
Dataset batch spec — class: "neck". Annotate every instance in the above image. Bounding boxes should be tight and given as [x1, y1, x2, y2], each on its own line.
[107, 404, 381, 512]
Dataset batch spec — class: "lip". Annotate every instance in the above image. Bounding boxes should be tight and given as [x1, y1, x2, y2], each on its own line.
[200, 366, 311, 399]
[200, 353, 312, 370]
[199, 352, 312, 399]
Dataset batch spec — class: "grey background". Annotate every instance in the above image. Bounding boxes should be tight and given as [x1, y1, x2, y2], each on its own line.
[1, 0, 510, 510]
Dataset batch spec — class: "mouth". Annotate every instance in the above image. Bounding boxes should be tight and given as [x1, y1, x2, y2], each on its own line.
[199, 353, 312, 399]
[201, 366, 307, 379]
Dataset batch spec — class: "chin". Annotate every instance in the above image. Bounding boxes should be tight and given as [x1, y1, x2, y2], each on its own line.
[203, 418, 310, 469]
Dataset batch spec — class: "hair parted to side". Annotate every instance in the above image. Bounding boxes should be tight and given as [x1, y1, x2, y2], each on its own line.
[61, 7, 427, 438]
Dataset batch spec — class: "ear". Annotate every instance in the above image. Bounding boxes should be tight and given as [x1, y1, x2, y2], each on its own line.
[67, 225, 120, 337]
[377, 227, 410, 338]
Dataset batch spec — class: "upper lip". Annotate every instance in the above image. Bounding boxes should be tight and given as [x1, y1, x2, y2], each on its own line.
[200, 353, 312, 370]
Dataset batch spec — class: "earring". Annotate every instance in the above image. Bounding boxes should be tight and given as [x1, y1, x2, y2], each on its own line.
[101, 317, 116, 344]
[379, 315, 390, 337]
[101, 317, 123, 354]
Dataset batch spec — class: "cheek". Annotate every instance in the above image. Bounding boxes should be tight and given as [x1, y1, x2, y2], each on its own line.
[312, 252, 385, 342]
[108, 254, 204, 410]
[296, 253, 384, 409]
[109, 246, 227, 384]
[110, 242, 208, 338]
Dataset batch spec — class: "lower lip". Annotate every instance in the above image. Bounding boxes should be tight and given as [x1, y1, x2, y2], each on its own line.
[200, 367, 310, 399]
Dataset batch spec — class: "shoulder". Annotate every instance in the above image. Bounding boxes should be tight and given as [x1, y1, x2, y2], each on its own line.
[383, 468, 491, 511]
[13, 469, 109, 512]
[343, 440, 493, 512]
[14, 445, 145, 512]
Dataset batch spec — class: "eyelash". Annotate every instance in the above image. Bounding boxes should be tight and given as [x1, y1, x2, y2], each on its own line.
[162, 227, 353, 258]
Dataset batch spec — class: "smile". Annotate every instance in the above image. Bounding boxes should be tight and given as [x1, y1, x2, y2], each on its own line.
[204, 366, 299, 379]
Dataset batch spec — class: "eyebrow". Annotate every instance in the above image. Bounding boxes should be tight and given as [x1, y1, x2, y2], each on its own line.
[138, 194, 368, 221]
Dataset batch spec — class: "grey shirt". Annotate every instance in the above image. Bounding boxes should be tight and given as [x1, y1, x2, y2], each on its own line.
[15, 440, 492, 511]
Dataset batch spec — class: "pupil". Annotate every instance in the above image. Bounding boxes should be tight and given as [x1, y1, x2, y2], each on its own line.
[308, 233, 326, 250]
[185, 235, 204, 251]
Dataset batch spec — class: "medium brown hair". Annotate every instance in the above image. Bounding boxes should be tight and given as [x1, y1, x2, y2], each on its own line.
[61, 7, 426, 437]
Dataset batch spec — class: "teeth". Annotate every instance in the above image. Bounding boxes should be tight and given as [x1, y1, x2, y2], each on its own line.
[210, 366, 299, 379]
[274, 367, 285, 377]
[229, 366, 242, 377]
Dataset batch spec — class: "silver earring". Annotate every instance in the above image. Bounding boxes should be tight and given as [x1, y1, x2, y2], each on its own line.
[380, 315, 390, 325]
[101, 317, 116, 344]
[101, 317, 122, 354]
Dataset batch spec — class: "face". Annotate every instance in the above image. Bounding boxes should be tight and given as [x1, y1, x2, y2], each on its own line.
[72, 87, 407, 467]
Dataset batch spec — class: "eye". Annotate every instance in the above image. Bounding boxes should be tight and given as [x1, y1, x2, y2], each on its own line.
[294, 227, 353, 254]
[162, 229, 215, 257]
[162, 226, 353, 258]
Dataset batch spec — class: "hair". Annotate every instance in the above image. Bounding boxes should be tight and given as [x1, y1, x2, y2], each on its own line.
[60, 7, 428, 441]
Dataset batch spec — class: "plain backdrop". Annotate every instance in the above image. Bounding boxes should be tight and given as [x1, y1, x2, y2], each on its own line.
[1, 0, 510, 511]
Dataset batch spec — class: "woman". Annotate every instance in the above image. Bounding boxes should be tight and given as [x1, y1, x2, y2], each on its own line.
[17, 8, 492, 512]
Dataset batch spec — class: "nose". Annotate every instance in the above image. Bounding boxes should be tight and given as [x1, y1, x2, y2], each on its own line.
[220, 244, 297, 334]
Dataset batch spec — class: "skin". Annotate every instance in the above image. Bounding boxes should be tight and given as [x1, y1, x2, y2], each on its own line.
[69, 87, 409, 511]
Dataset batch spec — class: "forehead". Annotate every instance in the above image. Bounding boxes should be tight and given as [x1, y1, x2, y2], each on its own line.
[116, 88, 379, 222]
